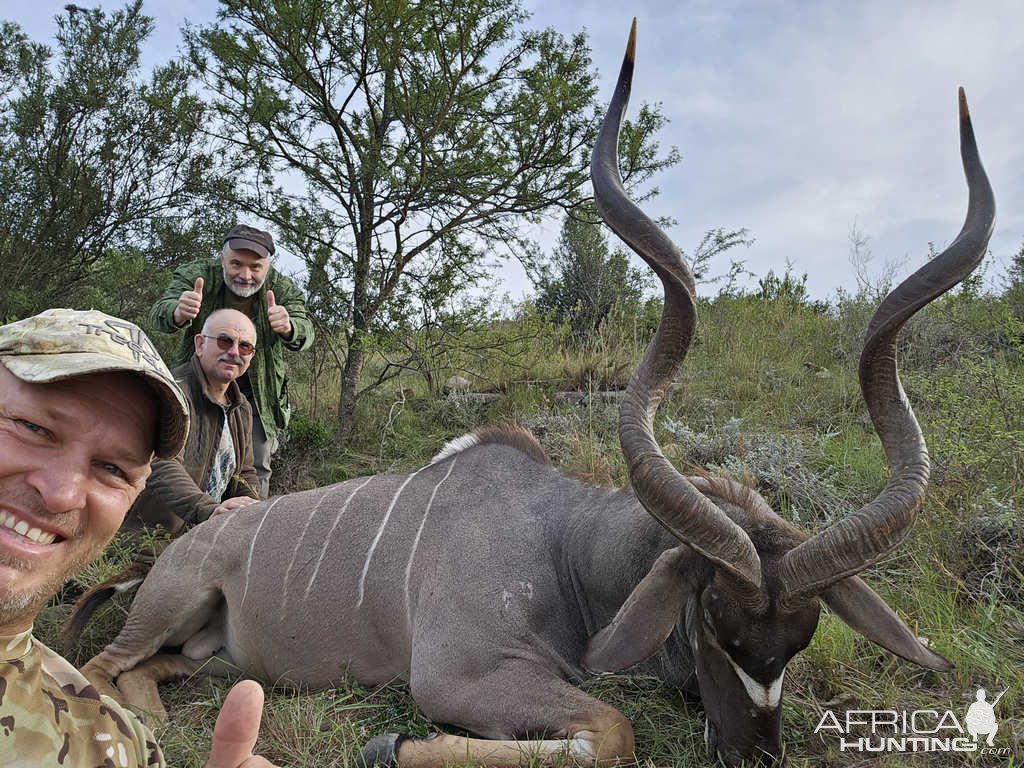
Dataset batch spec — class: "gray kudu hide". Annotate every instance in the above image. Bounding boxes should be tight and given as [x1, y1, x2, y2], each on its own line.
[78, 22, 994, 768]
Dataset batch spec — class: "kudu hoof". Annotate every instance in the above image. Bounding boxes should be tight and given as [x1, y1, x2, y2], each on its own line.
[359, 733, 406, 767]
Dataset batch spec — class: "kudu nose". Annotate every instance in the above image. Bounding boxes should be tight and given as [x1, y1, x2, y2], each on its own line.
[707, 720, 784, 767]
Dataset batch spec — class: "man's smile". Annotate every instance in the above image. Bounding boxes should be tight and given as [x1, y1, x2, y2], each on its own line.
[0, 508, 62, 547]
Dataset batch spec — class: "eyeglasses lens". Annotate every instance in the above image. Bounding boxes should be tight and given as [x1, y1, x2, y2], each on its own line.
[215, 334, 256, 356]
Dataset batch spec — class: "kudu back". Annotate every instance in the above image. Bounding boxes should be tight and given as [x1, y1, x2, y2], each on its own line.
[79, 22, 994, 767]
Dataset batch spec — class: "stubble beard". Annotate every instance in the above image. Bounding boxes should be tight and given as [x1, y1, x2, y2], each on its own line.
[0, 545, 102, 628]
[0, 488, 99, 629]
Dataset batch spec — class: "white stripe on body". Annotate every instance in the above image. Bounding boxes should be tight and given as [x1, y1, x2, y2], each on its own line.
[238, 497, 282, 612]
[404, 457, 458, 628]
[303, 476, 375, 600]
[196, 514, 234, 579]
[356, 467, 424, 607]
[280, 488, 331, 617]
[181, 527, 199, 559]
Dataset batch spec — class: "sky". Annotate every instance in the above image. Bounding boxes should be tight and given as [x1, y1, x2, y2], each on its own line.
[6, 1, 1024, 299]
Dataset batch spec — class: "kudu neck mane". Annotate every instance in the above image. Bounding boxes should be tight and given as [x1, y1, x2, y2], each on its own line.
[431, 425, 551, 466]
[437, 427, 800, 548]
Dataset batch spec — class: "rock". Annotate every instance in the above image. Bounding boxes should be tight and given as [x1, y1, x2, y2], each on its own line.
[443, 375, 472, 394]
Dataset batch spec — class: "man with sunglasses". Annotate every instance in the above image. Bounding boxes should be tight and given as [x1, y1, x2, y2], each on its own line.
[126, 309, 262, 533]
[149, 224, 314, 497]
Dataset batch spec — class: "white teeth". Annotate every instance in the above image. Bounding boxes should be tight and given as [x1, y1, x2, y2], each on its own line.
[26, 527, 55, 545]
[0, 511, 57, 545]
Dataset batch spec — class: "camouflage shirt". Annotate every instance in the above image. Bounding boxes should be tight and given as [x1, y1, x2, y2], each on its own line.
[0, 629, 165, 767]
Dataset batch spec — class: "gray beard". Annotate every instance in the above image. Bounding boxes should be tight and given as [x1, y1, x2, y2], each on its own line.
[222, 264, 265, 298]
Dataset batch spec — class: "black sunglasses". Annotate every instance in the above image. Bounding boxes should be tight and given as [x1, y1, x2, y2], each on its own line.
[202, 334, 256, 357]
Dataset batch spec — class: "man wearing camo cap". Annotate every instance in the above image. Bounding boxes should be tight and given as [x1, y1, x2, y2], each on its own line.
[0, 309, 276, 768]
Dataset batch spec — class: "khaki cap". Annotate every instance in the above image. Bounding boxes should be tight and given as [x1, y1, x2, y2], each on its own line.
[0, 309, 188, 458]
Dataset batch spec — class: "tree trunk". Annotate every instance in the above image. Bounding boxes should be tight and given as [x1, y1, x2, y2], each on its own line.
[336, 331, 364, 440]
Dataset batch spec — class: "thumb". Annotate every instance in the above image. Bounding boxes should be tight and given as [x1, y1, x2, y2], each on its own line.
[266, 290, 276, 308]
[205, 680, 264, 768]
[195, 277, 205, 296]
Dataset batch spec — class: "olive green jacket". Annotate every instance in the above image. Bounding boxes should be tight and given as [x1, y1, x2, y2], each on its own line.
[149, 258, 314, 439]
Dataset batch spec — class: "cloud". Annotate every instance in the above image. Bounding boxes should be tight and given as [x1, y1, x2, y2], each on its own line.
[528, 0, 1024, 296]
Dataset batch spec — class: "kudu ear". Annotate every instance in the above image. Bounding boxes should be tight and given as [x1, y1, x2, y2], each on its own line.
[822, 576, 952, 671]
[582, 547, 692, 672]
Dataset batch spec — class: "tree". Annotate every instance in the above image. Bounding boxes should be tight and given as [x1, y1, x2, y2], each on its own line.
[530, 202, 647, 343]
[186, 0, 676, 435]
[846, 219, 906, 302]
[529, 204, 752, 342]
[755, 260, 809, 304]
[0, 2, 217, 321]
[1003, 238, 1024, 320]
[687, 227, 754, 295]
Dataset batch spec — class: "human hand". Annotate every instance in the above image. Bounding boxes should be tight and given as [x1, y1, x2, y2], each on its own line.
[212, 496, 260, 517]
[266, 290, 292, 339]
[174, 277, 204, 327]
[204, 680, 277, 768]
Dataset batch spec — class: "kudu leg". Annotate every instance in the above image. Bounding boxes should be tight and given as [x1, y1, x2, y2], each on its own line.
[385, 658, 635, 767]
[115, 654, 207, 722]
[79, 584, 225, 713]
[390, 724, 633, 768]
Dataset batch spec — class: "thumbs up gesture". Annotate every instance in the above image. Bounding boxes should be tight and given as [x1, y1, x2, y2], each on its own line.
[174, 277, 204, 327]
[266, 290, 292, 339]
[204, 680, 278, 768]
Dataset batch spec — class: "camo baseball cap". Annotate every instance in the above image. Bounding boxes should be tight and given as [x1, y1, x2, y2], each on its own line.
[0, 309, 188, 458]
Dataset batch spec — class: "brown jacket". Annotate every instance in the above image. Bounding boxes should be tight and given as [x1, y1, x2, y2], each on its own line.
[125, 357, 261, 533]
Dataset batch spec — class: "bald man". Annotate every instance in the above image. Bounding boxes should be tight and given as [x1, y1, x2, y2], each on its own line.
[126, 309, 262, 534]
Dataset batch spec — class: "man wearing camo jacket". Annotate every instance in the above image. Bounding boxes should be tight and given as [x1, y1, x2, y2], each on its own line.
[0, 309, 275, 768]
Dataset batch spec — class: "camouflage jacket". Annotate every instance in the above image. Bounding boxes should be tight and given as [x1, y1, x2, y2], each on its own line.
[0, 629, 164, 767]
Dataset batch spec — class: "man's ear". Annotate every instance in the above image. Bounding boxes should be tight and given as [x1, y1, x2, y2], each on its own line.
[194, 334, 203, 355]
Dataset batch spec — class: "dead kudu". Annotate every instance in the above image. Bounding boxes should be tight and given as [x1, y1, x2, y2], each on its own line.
[77, 24, 993, 767]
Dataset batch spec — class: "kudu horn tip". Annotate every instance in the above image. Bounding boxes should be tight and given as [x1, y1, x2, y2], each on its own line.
[626, 18, 637, 61]
[958, 86, 970, 122]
